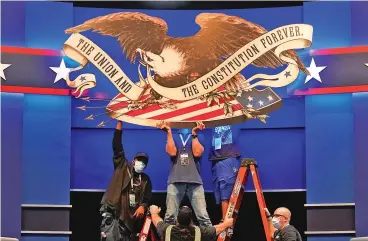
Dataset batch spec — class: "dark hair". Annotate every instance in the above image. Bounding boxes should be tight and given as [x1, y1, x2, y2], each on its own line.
[177, 206, 193, 227]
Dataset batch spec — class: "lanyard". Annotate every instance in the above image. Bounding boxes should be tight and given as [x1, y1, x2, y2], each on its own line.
[179, 134, 191, 150]
[131, 175, 141, 190]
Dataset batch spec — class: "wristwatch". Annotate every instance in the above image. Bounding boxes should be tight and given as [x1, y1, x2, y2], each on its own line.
[192, 134, 198, 139]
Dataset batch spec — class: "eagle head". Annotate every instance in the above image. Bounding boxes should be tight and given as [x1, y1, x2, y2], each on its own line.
[136, 47, 185, 78]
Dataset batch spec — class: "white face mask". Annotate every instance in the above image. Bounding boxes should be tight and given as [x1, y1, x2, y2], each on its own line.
[272, 217, 282, 230]
[134, 161, 146, 173]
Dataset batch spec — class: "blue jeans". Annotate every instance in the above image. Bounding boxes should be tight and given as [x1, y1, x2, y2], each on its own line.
[164, 183, 212, 227]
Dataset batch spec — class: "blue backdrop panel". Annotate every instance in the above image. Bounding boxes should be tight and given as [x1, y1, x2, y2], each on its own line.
[71, 127, 305, 191]
[353, 92, 368, 237]
[351, 2, 368, 46]
[305, 94, 354, 204]
[71, 128, 214, 191]
[71, 128, 116, 190]
[22, 95, 71, 204]
[22, 236, 69, 241]
[303, 2, 351, 49]
[238, 128, 305, 190]
[1, 1, 26, 46]
[308, 236, 353, 241]
[25, 1, 73, 49]
[0, 93, 24, 239]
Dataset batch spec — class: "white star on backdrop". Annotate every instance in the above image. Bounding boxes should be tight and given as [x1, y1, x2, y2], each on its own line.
[305, 58, 327, 84]
[50, 59, 71, 83]
[258, 100, 264, 106]
[248, 96, 253, 102]
[1, 62, 11, 80]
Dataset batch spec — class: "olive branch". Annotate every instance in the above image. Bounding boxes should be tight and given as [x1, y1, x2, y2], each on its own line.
[127, 98, 177, 110]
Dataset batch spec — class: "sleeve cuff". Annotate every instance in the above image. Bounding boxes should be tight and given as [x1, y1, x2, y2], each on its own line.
[140, 203, 149, 209]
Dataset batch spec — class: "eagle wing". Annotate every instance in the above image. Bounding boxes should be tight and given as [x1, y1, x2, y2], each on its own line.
[65, 12, 169, 62]
[188, 13, 307, 72]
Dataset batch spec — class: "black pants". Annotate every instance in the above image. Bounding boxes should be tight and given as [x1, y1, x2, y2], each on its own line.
[101, 216, 138, 241]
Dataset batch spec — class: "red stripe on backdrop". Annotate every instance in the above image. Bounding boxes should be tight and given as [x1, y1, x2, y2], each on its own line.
[0, 46, 62, 56]
[294, 85, 368, 95]
[310, 46, 368, 56]
[1, 86, 71, 95]
[2, 45, 367, 58]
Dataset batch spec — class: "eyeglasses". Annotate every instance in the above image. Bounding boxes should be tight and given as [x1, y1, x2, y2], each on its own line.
[272, 214, 288, 219]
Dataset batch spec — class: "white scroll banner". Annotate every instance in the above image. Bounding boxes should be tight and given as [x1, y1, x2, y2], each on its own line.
[62, 24, 313, 100]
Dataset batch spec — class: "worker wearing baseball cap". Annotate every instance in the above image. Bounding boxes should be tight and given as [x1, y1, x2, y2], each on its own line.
[100, 121, 152, 241]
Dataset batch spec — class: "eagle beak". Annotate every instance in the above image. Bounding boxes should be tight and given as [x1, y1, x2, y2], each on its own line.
[136, 48, 148, 67]
[136, 48, 146, 62]
[136, 48, 154, 69]
[139, 60, 147, 67]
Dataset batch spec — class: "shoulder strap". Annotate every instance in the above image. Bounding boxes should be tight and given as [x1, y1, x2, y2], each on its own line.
[165, 225, 175, 241]
[194, 226, 201, 241]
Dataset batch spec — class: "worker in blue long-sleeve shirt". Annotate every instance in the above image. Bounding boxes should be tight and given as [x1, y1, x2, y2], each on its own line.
[100, 121, 152, 241]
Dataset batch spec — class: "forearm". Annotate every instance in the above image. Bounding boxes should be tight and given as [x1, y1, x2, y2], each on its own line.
[192, 137, 204, 157]
[267, 219, 275, 240]
[166, 130, 177, 156]
[112, 122, 127, 168]
[214, 222, 229, 235]
[113, 129, 123, 155]
[151, 213, 163, 227]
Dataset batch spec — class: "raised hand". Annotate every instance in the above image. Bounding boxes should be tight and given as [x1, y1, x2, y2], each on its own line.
[156, 120, 171, 132]
[149, 205, 161, 215]
[134, 206, 145, 218]
[192, 121, 205, 134]
[224, 217, 234, 228]
[116, 121, 122, 130]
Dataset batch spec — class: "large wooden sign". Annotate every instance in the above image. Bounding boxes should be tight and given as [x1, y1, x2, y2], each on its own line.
[60, 12, 313, 127]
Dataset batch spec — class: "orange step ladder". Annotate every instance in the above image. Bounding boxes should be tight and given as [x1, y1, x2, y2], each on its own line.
[139, 212, 158, 241]
[217, 158, 271, 241]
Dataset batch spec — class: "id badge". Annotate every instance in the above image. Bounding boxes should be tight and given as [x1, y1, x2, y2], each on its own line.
[129, 194, 136, 207]
[214, 137, 222, 150]
[180, 153, 189, 166]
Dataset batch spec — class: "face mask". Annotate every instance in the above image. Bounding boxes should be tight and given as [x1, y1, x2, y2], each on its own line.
[180, 129, 191, 136]
[134, 161, 146, 173]
[272, 217, 282, 229]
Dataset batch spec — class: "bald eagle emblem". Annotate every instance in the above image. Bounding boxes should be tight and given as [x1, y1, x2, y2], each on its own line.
[63, 12, 313, 127]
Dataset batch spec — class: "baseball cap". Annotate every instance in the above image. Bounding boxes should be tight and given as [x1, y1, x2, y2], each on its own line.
[134, 152, 149, 164]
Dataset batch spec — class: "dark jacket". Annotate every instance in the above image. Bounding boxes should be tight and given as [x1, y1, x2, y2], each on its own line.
[100, 128, 152, 239]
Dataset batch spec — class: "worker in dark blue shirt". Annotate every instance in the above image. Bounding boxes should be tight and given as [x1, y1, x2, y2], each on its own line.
[157, 121, 212, 227]
[209, 125, 242, 219]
